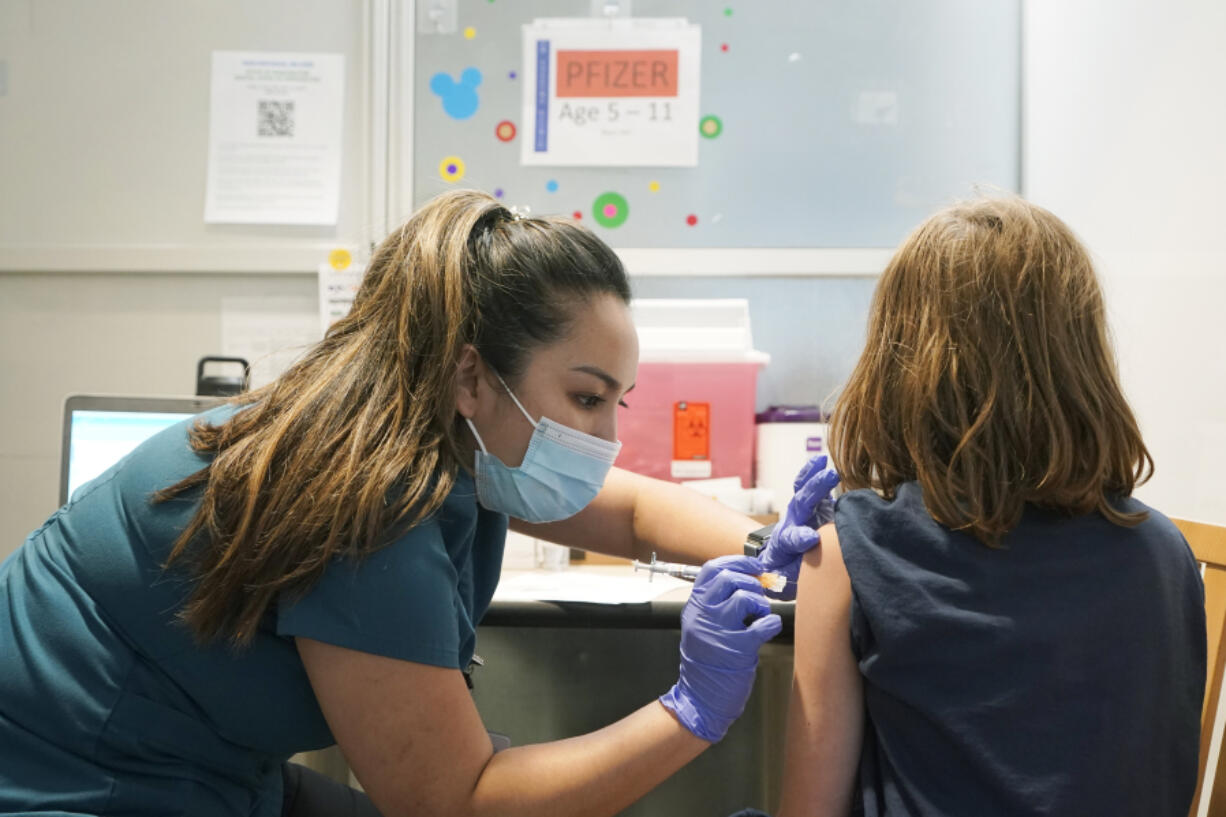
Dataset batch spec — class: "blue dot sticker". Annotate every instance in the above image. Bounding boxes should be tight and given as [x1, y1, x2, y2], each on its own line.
[545, 179, 559, 193]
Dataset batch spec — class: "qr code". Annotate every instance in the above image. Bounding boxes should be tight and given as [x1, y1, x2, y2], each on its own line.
[257, 100, 295, 137]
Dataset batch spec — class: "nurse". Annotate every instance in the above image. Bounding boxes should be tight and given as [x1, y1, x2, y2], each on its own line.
[0, 190, 838, 817]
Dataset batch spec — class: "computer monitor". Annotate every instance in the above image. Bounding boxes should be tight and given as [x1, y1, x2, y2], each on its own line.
[59, 394, 222, 505]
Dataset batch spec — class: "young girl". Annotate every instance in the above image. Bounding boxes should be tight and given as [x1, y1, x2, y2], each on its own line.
[776, 197, 1205, 816]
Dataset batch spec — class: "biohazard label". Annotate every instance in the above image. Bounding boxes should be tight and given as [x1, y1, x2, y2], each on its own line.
[673, 401, 710, 461]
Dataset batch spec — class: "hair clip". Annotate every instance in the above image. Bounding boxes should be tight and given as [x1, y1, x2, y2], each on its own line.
[507, 204, 531, 221]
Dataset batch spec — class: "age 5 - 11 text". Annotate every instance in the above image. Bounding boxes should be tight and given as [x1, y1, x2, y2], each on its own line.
[557, 101, 674, 126]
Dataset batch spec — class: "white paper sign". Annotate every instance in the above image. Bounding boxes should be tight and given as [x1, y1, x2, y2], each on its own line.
[220, 296, 319, 389]
[205, 52, 345, 225]
[520, 19, 701, 167]
[317, 254, 365, 336]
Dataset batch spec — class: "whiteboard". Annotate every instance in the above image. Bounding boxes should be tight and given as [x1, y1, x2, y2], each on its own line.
[403, 0, 1021, 274]
[0, 0, 378, 273]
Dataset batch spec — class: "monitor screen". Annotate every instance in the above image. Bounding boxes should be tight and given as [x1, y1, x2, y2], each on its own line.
[59, 395, 221, 505]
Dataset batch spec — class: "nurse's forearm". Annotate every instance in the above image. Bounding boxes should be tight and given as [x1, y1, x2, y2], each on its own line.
[514, 468, 758, 564]
[628, 473, 759, 564]
[469, 701, 706, 817]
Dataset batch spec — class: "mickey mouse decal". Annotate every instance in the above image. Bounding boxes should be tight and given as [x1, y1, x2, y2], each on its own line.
[429, 68, 483, 120]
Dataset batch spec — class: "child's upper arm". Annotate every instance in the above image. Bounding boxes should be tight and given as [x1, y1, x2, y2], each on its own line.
[776, 522, 864, 817]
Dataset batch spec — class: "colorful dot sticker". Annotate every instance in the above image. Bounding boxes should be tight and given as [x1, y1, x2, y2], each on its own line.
[721, 43, 730, 52]
[493, 187, 504, 198]
[572, 210, 583, 220]
[724, 7, 733, 16]
[699, 115, 723, 139]
[545, 179, 559, 193]
[648, 180, 661, 193]
[686, 214, 698, 227]
[495, 120, 516, 142]
[328, 248, 352, 270]
[592, 192, 629, 229]
[463, 26, 476, 39]
[439, 156, 466, 183]
[508, 70, 517, 80]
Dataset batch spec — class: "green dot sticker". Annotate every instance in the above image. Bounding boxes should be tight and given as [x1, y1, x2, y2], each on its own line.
[592, 191, 629, 228]
[699, 115, 723, 139]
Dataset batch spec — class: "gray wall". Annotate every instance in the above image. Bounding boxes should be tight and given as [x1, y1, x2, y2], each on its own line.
[0, 272, 874, 561]
[0, 272, 314, 560]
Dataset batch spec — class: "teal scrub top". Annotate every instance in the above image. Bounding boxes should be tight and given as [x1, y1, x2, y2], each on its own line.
[0, 405, 507, 817]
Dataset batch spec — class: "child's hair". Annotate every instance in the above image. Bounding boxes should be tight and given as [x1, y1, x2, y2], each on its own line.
[829, 196, 1153, 545]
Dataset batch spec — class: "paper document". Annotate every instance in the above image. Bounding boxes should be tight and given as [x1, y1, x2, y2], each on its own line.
[521, 19, 701, 167]
[220, 296, 319, 388]
[205, 52, 345, 225]
[494, 567, 692, 605]
[317, 252, 364, 335]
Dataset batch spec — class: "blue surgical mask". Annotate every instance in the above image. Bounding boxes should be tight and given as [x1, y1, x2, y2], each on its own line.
[466, 374, 621, 523]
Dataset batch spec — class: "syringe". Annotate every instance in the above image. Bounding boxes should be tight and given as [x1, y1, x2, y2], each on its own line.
[632, 552, 701, 583]
[632, 552, 788, 593]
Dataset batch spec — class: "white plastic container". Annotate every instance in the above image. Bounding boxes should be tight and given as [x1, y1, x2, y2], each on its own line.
[755, 406, 828, 513]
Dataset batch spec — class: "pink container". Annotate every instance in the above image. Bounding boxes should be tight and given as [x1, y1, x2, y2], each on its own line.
[616, 361, 764, 486]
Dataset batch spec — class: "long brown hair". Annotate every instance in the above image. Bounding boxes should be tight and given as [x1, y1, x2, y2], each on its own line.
[829, 196, 1153, 545]
[157, 190, 630, 645]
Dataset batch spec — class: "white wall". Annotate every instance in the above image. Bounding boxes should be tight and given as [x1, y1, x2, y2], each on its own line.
[0, 273, 317, 560]
[1026, 4, 1226, 811]
[1025, 0, 1226, 526]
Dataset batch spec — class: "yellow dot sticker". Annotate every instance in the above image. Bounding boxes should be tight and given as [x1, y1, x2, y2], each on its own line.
[463, 26, 476, 39]
[328, 248, 352, 271]
[439, 156, 466, 183]
[648, 180, 661, 193]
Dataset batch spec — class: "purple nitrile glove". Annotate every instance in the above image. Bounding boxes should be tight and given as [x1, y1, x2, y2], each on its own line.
[759, 454, 840, 601]
[659, 555, 783, 743]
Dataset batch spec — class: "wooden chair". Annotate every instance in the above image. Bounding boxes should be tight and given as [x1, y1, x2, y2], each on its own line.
[1176, 518, 1226, 817]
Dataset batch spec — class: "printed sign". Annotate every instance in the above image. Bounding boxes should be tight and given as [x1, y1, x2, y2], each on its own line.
[521, 19, 701, 167]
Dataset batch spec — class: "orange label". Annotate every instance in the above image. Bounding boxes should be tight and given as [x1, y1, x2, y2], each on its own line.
[556, 50, 679, 98]
[673, 401, 710, 461]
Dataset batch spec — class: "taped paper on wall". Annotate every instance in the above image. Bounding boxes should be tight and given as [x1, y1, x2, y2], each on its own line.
[317, 255, 364, 336]
[520, 19, 701, 167]
[220, 296, 319, 388]
[204, 52, 345, 225]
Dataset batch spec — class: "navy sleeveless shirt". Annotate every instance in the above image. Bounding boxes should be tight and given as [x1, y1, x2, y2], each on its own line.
[836, 482, 1205, 817]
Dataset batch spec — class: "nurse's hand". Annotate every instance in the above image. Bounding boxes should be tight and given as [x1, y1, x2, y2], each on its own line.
[659, 556, 783, 743]
[759, 455, 840, 601]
